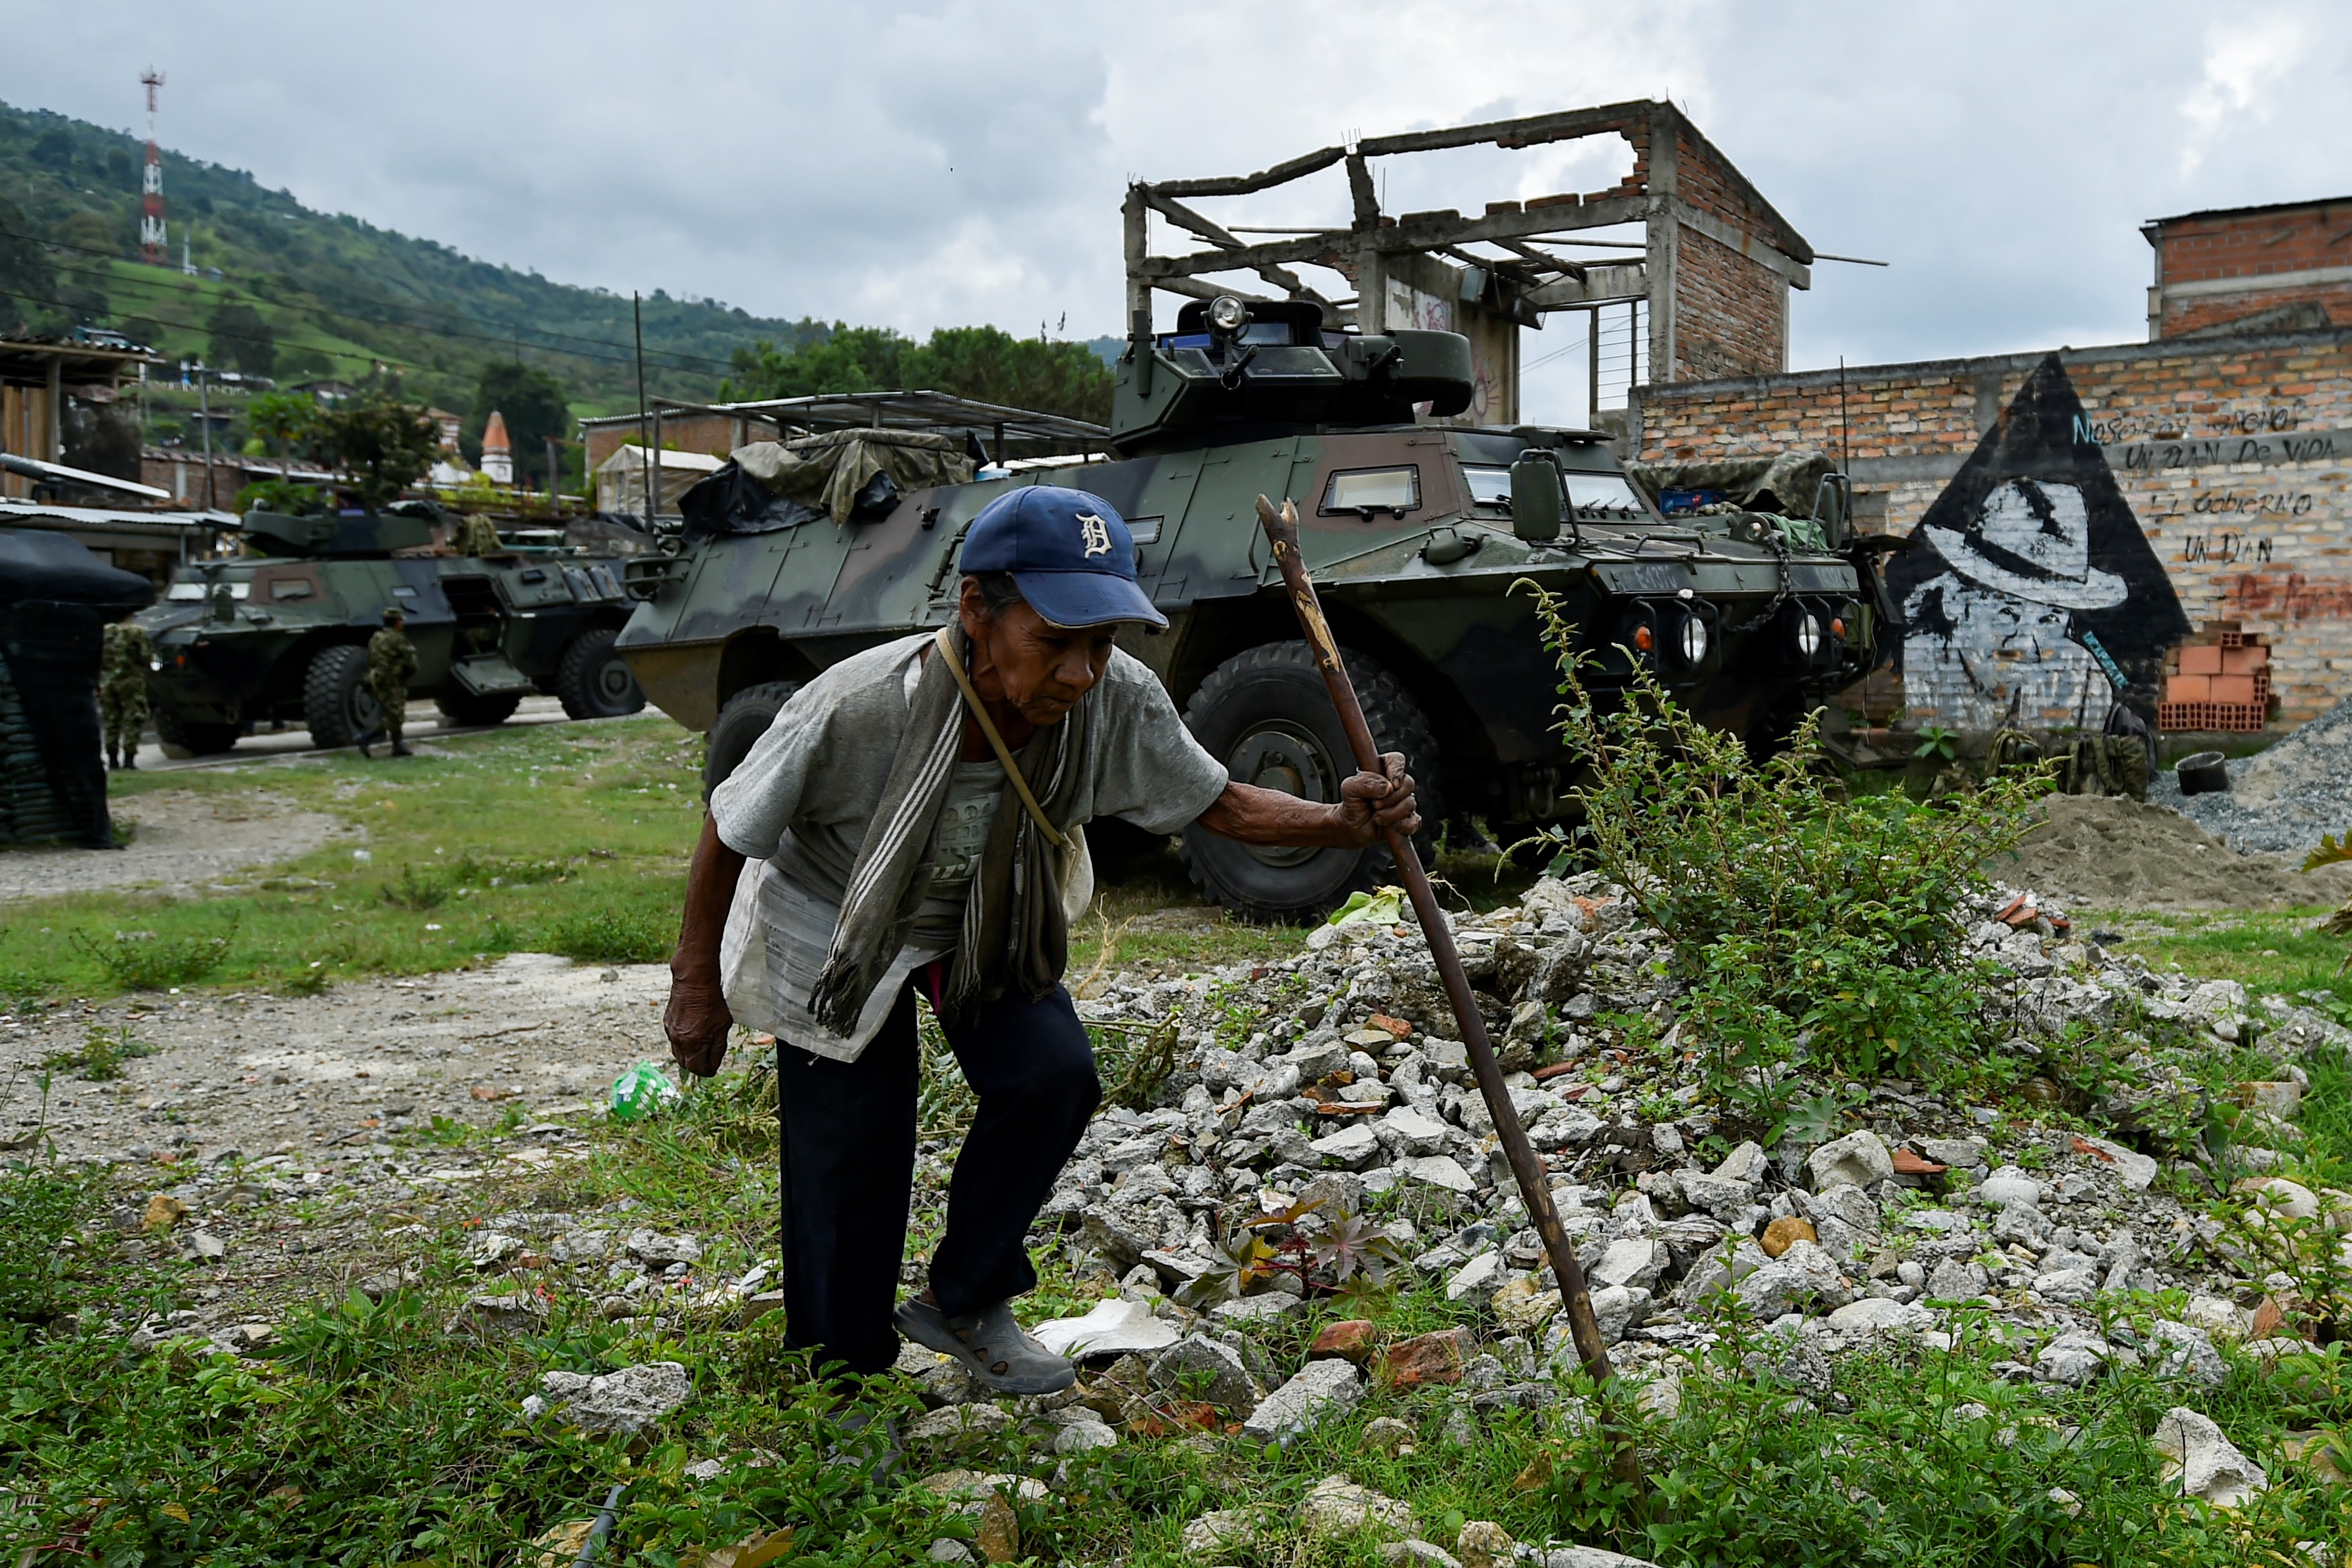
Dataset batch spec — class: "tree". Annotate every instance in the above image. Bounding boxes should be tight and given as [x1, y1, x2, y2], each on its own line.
[0, 195, 58, 336]
[467, 362, 571, 487]
[717, 323, 1114, 424]
[208, 300, 277, 377]
[246, 391, 318, 465]
[312, 395, 440, 509]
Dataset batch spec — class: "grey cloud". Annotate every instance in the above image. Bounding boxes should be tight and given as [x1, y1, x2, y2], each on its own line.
[1, 0, 2347, 373]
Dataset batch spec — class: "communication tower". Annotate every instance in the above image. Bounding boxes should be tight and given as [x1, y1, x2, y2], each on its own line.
[139, 68, 167, 265]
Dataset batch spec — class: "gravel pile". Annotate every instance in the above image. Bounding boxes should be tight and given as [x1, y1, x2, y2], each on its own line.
[2160, 690, 2352, 856]
[891, 869, 2352, 1529]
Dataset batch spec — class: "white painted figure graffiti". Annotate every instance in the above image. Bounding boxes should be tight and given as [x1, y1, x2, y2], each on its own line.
[1885, 353, 2190, 734]
[1901, 478, 2123, 731]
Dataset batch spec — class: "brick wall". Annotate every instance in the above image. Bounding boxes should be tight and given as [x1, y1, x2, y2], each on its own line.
[1671, 224, 1785, 380]
[2164, 279, 2352, 337]
[2156, 201, 2352, 285]
[1636, 326, 2352, 731]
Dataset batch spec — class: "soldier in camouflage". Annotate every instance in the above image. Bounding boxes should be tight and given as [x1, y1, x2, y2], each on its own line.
[98, 614, 156, 770]
[356, 606, 418, 759]
[449, 512, 502, 557]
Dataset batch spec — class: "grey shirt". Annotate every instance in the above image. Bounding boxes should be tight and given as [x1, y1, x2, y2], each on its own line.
[708, 632, 1231, 1058]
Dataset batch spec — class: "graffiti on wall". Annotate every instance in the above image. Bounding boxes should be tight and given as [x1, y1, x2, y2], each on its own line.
[1886, 354, 2190, 731]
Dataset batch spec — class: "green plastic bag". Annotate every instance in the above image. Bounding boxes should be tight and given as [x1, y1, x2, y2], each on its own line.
[1324, 886, 1405, 929]
[609, 1061, 680, 1122]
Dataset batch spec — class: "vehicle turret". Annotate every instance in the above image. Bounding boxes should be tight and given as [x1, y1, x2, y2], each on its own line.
[1111, 298, 1474, 456]
[230, 503, 440, 559]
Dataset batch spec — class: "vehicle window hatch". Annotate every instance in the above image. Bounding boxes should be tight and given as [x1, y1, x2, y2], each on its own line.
[1321, 466, 1421, 519]
[1459, 464, 1512, 508]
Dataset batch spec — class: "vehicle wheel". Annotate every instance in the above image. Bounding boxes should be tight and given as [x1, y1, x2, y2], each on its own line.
[553, 629, 646, 720]
[303, 643, 382, 750]
[703, 680, 802, 796]
[1177, 641, 1441, 922]
[435, 690, 523, 728]
[152, 708, 241, 757]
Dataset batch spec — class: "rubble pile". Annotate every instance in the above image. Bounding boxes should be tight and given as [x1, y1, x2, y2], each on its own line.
[895, 870, 2351, 1546]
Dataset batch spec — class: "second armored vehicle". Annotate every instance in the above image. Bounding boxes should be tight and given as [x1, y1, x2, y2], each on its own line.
[140, 504, 645, 756]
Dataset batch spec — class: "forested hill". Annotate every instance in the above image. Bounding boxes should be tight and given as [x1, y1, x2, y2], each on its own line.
[0, 97, 823, 415]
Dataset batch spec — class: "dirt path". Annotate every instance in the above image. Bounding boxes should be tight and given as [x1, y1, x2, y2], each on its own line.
[0, 789, 350, 903]
[0, 953, 670, 1165]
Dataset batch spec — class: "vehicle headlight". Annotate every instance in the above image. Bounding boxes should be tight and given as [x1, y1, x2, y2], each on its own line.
[1794, 611, 1822, 659]
[1207, 294, 1251, 334]
[1678, 613, 1709, 666]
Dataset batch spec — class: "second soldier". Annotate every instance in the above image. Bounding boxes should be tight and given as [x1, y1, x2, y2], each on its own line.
[357, 605, 418, 759]
[98, 611, 156, 770]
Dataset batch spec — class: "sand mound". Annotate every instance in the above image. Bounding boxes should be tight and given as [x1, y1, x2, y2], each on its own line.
[1992, 793, 2352, 911]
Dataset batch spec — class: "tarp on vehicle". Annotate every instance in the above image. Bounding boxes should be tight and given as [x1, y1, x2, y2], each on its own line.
[1627, 449, 1839, 520]
[680, 430, 975, 543]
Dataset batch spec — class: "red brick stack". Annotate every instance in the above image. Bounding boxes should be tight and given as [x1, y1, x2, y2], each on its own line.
[2158, 624, 2275, 732]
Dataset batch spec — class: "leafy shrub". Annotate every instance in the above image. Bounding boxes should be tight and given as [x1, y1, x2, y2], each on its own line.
[39, 1023, 154, 1082]
[0, 1168, 92, 1321]
[381, 853, 574, 912]
[1520, 583, 2041, 1093]
[378, 863, 450, 911]
[70, 918, 238, 990]
[539, 906, 676, 964]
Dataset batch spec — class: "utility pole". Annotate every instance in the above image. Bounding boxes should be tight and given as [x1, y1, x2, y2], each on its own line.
[194, 360, 214, 511]
[632, 292, 650, 524]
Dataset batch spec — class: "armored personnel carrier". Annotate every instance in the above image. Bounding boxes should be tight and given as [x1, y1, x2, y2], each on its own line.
[139, 503, 644, 757]
[618, 296, 1892, 920]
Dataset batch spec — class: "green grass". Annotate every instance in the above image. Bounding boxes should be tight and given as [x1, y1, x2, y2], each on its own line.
[7, 1082, 2352, 1565]
[2097, 908, 2352, 1017]
[0, 717, 705, 1000]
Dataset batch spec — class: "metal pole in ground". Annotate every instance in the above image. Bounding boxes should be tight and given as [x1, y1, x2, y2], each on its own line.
[1252, 493, 1620, 1392]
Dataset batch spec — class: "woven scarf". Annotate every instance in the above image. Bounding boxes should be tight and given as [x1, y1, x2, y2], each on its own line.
[807, 626, 1088, 1030]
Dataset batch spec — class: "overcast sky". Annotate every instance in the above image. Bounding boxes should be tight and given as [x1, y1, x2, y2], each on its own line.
[6, 0, 2349, 423]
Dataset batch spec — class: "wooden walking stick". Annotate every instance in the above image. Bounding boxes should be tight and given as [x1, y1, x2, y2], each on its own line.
[1254, 494, 1621, 1394]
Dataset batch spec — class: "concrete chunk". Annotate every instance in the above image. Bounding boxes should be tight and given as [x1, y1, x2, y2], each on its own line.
[1241, 1359, 1363, 1443]
[1807, 1130, 1894, 1191]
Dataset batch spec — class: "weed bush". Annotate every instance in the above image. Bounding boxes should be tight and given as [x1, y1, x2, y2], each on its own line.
[39, 1023, 155, 1082]
[0, 1167, 91, 1321]
[1520, 583, 2042, 1096]
[539, 905, 677, 964]
[70, 919, 238, 990]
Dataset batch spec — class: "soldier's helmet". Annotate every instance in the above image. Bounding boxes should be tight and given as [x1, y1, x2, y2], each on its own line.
[382, 605, 406, 625]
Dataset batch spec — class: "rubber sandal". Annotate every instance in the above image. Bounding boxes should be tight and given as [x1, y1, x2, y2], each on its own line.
[894, 1296, 1076, 1395]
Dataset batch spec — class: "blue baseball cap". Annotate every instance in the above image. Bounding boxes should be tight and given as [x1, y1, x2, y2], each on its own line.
[958, 485, 1167, 629]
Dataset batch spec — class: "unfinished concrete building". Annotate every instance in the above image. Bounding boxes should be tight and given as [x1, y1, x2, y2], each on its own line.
[1121, 99, 1813, 432]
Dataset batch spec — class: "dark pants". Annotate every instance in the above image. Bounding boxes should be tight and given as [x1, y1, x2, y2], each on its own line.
[775, 971, 1100, 1377]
